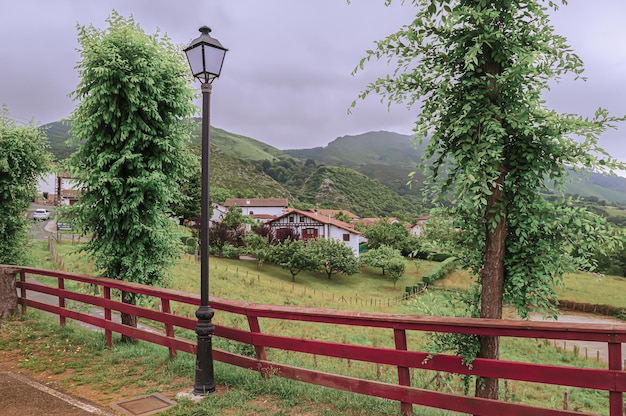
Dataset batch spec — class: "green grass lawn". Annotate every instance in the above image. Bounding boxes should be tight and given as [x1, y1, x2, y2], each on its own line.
[20, 239, 625, 415]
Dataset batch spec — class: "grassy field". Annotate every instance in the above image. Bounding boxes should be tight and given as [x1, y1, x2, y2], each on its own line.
[9, 239, 625, 415]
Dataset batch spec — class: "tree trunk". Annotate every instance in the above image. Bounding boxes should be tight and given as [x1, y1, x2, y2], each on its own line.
[120, 291, 137, 343]
[475, 168, 507, 400]
[0, 268, 19, 319]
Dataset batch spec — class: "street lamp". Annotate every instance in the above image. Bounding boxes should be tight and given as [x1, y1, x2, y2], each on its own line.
[184, 25, 227, 396]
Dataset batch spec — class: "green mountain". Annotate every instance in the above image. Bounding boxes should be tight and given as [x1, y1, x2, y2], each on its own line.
[294, 165, 424, 218]
[287, 131, 626, 205]
[43, 120, 74, 160]
[42, 120, 286, 163]
[210, 146, 291, 199]
[284, 131, 425, 169]
[41, 120, 626, 219]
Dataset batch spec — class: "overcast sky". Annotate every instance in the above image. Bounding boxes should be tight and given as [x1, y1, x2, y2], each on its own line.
[1, 1, 625, 164]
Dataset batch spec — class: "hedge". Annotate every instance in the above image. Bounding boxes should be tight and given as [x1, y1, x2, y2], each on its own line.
[422, 256, 459, 286]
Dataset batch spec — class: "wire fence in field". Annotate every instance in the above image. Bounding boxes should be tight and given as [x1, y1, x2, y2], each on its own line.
[180, 253, 420, 308]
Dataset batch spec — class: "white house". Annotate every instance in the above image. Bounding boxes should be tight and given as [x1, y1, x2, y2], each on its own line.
[223, 198, 289, 221]
[211, 203, 227, 224]
[57, 172, 79, 205]
[36, 173, 57, 204]
[410, 215, 431, 237]
[35, 170, 79, 205]
[266, 209, 363, 258]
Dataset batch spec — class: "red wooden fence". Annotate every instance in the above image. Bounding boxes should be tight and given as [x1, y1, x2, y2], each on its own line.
[6, 265, 626, 416]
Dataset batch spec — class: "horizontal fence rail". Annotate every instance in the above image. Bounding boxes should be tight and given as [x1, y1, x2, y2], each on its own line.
[3, 265, 625, 416]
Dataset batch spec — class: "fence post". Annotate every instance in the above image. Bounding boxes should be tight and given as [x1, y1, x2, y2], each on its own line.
[608, 341, 623, 416]
[247, 314, 268, 377]
[394, 328, 412, 416]
[161, 298, 176, 359]
[19, 270, 27, 314]
[104, 287, 112, 347]
[58, 277, 66, 326]
[0, 267, 19, 318]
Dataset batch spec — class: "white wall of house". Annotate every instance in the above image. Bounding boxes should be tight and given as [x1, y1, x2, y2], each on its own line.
[327, 224, 360, 257]
[239, 205, 285, 217]
[410, 224, 423, 237]
[60, 177, 76, 190]
[37, 174, 56, 195]
[211, 204, 226, 223]
[268, 212, 361, 258]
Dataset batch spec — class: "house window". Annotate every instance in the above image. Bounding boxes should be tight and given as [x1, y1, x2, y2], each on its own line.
[276, 228, 291, 241]
[289, 216, 294, 223]
[303, 228, 318, 240]
[299, 216, 305, 222]
[343, 233, 350, 242]
[249, 211, 254, 215]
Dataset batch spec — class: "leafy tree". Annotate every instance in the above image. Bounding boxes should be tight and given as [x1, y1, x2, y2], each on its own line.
[241, 233, 272, 269]
[362, 220, 409, 251]
[401, 234, 426, 259]
[386, 258, 406, 288]
[591, 244, 626, 277]
[274, 227, 300, 244]
[361, 245, 406, 288]
[306, 238, 359, 279]
[334, 211, 353, 224]
[211, 186, 236, 205]
[170, 154, 201, 222]
[421, 209, 459, 254]
[209, 222, 246, 256]
[360, 245, 403, 276]
[0, 107, 51, 265]
[221, 205, 254, 229]
[68, 12, 196, 341]
[354, 0, 625, 399]
[269, 239, 317, 281]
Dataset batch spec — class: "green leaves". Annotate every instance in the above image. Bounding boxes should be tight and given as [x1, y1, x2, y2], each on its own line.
[305, 237, 359, 279]
[0, 107, 52, 265]
[68, 12, 195, 287]
[353, 0, 624, 324]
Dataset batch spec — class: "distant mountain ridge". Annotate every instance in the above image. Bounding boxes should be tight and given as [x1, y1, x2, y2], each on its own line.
[284, 131, 426, 169]
[41, 120, 626, 212]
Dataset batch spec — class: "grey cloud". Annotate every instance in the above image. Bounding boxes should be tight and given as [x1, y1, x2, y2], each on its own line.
[0, 0, 624, 167]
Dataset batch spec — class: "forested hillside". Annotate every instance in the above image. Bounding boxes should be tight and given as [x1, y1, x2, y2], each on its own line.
[42, 120, 626, 221]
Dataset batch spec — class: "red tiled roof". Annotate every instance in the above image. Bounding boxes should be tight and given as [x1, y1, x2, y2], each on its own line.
[250, 214, 277, 220]
[224, 198, 288, 207]
[306, 208, 359, 219]
[61, 189, 80, 198]
[268, 209, 362, 235]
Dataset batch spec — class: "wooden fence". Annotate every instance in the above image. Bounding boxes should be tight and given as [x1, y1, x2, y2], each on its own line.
[5, 264, 626, 416]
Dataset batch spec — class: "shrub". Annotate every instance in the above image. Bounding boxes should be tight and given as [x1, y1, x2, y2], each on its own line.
[422, 257, 458, 286]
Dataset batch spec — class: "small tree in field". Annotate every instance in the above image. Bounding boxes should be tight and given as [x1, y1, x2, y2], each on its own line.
[241, 232, 272, 269]
[306, 238, 359, 279]
[269, 239, 317, 281]
[362, 220, 409, 251]
[354, 0, 625, 400]
[360, 245, 403, 276]
[0, 107, 51, 265]
[386, 258, 406, 289]
[68, 13, 195, 341]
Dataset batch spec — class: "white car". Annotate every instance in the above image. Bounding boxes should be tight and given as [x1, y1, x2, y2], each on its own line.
[33, 208, 50, 221]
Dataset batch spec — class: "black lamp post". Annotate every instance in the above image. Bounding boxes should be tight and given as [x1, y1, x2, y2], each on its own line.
[184, 25, 227, 396]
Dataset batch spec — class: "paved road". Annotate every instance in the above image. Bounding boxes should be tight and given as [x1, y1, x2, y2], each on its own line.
[28, 203, 57, 241]
[0, 371, 116, 416]
[528, 312, 626, 362]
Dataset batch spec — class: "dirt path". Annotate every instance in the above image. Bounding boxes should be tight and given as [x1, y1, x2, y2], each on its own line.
[527, 312, 626, 363]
